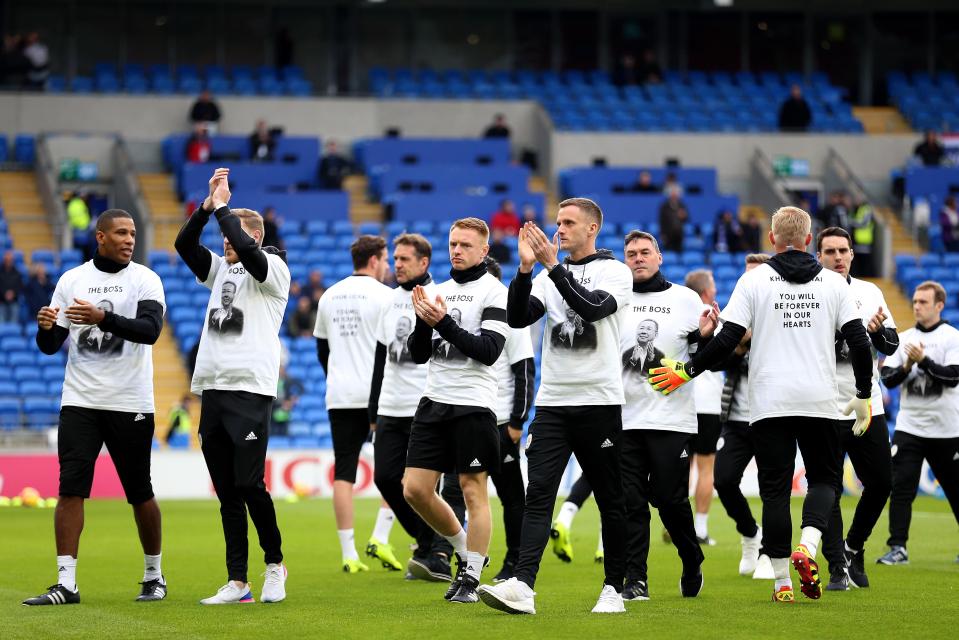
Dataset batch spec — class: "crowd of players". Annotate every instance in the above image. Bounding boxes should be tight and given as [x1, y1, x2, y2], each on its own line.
[20, 166, 959, 613]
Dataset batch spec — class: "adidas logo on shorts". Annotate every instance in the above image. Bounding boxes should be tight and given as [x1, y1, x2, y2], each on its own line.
[469, 458, 481, 467]
[134, 413, 145, 422]
[245, 432, 258, 441]
[680, 449, 689, 459]
[503, 454, 515, 463]
[600, 438, 614, 448]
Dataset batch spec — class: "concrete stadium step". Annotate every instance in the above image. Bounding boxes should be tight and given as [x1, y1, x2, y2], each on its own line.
[883, 207, 921, 257]
[153, 321, 197, 446]
[0, 171, 56, 259]
[529, 175, 557, 217]
[344, 175, 384, 223]
[853, 107, 913, 135]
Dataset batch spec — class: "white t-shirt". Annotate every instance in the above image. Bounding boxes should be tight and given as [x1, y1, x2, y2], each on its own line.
[314, 275, 392, 410]
[727, 365, 750, 423]
[883, 323, 959, 439]
[694, 370, 724, 415]
[532, 256, 633, 406]
[375, 280, 437, 418]
[52, 261, 165, 413]
[494, 326, 535, 425]
[835, 277, 895, 418]
[422, 272, 509, 412]
[621, 285, 702, 433]
[192, 250, 291, 398]
[719, 261, 860, 424]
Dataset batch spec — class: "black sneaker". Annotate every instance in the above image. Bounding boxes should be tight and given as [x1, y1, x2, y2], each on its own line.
[136, 577, 167, 601]
[23, 584, 80, 606]
[493, 558, 516, 583]
[679, 568, 704, 598]
[444, 553, 466, 600]
[449, 574, 479, 604]
[825, 567, 849, 591]
[876, 546, 909, 565]
[845, 546, 869, 588]
[622, 580, 649, 601]
[408, 552, 452, 583]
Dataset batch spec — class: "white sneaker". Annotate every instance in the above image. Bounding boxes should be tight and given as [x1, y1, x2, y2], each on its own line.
[200, 581, 255, 604]
[261, 563, 287, 603]
[752, 554, 775, 580]
[740, 529, 762, 576]
[591, 584, 625, 614]
[477, 577, 536, 614]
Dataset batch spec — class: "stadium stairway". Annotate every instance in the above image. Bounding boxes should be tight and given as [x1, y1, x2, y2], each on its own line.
[852, 107, 912, 134]
[345, 175, 383, 223]
[138, 172, 199, 444]
[529, 175, 557, 216]
[0, 171, 55, 258]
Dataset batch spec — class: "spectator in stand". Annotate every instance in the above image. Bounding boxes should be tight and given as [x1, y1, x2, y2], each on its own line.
[713, 209, 744, 254]
[249, 119, 276, 162]
[66, 191, 95, 260]
[22, 32, 49, 89]
[301, 269, 326, 310]
[165, 395, 193, 447]
[483, 113, 511, 139]
[0, 250, 24, 323]
[185, 123, 211, 163]
[318, 141, 350, 190]
[638, 48, 663, 84]
[941, 196, 959, 253]
[488, 228, 513, 265]
[850, 199, 876, 277]
[631, 170, 659, 193]
[521, 203, 541, 226]
[271, 366, 304, 437]
[288, 295, 316, 338]
[741, 212, 762, 253]
[274, 27, 294, 71]
[658, 192, 689, 252]
[490, 199, 521, 236]
[914, 130, 946, 167]
[613, 53, 639, 87]
[0, 34, 30, 88]
[23, 262, 55, 317]
[778, 84, 812, 132]
[662, 171, 684, 198]
[189, 90, 221, 133]
[819, 190, 851, 233]
[262, 206, 283, 250]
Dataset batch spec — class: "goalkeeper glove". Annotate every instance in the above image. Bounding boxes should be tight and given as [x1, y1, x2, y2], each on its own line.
[648, 359, 693, 395]
[843, 396, 872, 436]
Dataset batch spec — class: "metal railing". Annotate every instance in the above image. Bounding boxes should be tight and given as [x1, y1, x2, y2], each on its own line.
[33, 134, 69, 250]
[112, 136, 152, 263]
[748, 148, 792, 214]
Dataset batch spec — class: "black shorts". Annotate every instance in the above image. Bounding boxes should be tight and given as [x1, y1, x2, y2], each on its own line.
[691, 413, 722, 455]
[329, 408, 371, 483]
[407, 404, 499, 475]
[58, 406, 155, 504]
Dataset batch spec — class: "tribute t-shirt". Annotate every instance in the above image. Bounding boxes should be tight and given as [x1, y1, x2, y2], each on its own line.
[192, 250, 290, 398]
[314, 275, 392, 410]
[720, 262, 860, 423]
[531, 257, 633, 407]
[620, 284, 702, 433]
[493, 326, 534, 425]
[53, 261, 165, 413]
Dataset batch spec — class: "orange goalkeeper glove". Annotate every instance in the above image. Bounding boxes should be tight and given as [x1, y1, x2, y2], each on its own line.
[648, 358, 693, 395]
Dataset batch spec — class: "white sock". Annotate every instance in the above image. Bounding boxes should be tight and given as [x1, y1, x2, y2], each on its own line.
[443, 529, 468, 557]
[771, 557, 791, 589]
[799, 526, 822, 558]
[372, 507, 395, 543]
[596, 524, 604, 553]
[556, 502, 579, 529]
[694, 513, 709, 539]
[143, 553, 162, 582]
[465, 551, 485, 581]
[57, 555, 77, 592]
[338, 529, 359, 560]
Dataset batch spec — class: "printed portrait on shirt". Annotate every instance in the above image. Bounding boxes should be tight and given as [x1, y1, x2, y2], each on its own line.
[905, 370, 943, 399]
[76, 299, 124, 357]
[550, 307, 598, 350]
[432, 307, 466, 360]
[622, 318, 666, 378]
[389, 315, 414, 364]
[208, 280, 244, 336]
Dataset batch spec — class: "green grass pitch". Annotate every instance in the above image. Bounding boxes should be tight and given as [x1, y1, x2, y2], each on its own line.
[0, 496, 956, 639]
